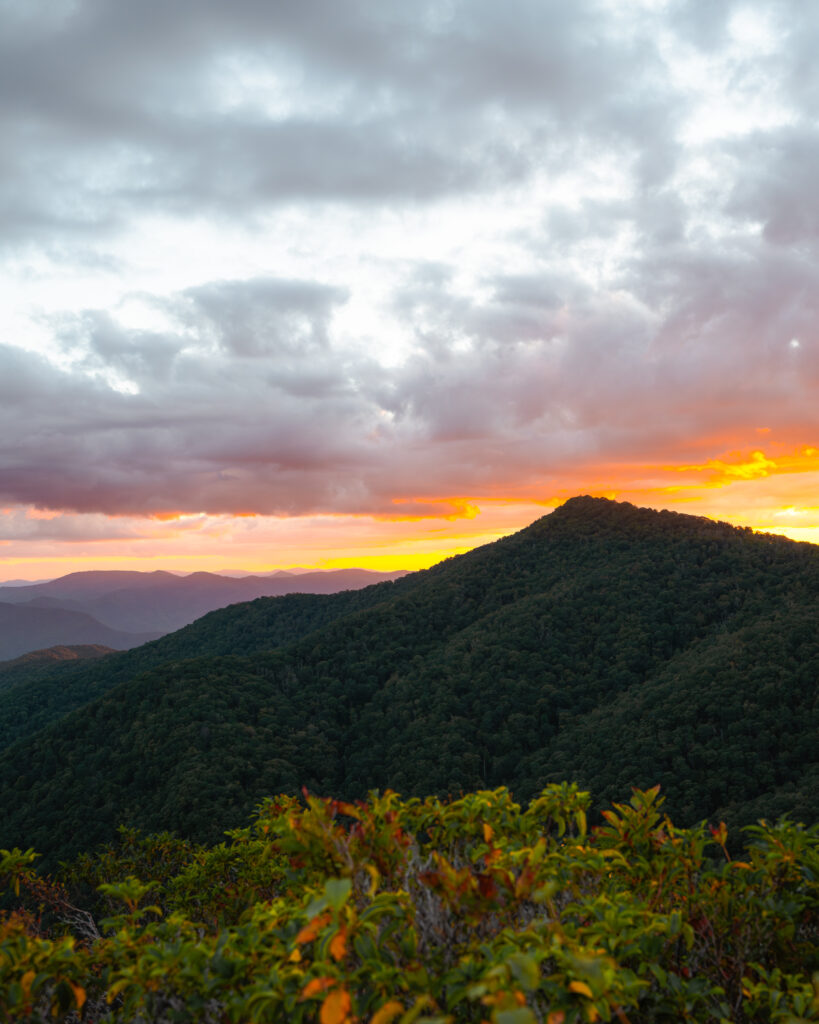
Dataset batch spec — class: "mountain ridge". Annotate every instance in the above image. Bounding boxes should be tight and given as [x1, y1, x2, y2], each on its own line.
[1, 496, 816, 866]
[0, 567, 409, 637]
[0, 601, 162, 662]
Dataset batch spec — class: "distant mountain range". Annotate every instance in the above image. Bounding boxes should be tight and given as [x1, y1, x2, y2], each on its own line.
[0, 568, 407, 660]
[0, 577, 56, 586]
[1, 496, 817, 867]
[0, 602, 162, 661]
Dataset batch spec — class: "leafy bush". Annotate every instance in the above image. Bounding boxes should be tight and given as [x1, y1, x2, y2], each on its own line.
[2, 784, 818, 1023]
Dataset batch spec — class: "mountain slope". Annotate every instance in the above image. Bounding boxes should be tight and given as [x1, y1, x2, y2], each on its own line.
[0, 644, 115, 669]
[0, 577, 410, 753]
[1, 496, 817, 866]
[0, 602, 161, 661]
[0, 644, 115, 690]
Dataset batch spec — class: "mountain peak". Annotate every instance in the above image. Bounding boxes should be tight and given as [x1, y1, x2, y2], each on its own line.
[549, 494, 728, 533]
[555, 494, 622, 513]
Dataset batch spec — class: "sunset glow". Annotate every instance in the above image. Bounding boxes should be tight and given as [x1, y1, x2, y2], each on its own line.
[4, 444, 819, 580]
[2, 1, 818, 582]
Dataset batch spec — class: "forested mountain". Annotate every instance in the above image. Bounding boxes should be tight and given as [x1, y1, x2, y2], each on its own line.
[0, 567, 407, 636]
[0, 601, 161, 661]
[0, 643, 115, 668]
[0, 579, 409, 752]
[1, 495, 817, 867]
[0, 644, 114, 690]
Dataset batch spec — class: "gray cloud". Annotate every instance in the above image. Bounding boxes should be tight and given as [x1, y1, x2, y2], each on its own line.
[727, 127, 819, 247]
[0, 508, 142, 543]
[179, 278, 348, 359]
[4, 242, 816, 523]
[0, 0, 681, 241]
[2, 0, 819, 529]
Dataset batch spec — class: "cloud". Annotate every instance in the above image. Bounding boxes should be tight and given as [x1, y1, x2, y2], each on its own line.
[727, 127, 819, 247]
[180, 278, 348, 359]
[2, 248, 815, 524]
[2, 0, 819, 547]
[0, 507, 142, 543]
[0, 0, 679, 243]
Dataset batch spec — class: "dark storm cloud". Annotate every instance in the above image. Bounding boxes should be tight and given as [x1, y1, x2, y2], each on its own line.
[2, 0, 814, 234]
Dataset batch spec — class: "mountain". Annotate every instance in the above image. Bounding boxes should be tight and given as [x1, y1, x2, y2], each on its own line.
[0, 644, 115, 693]
[0, 580, 407, 753]
[0, 568, 408, 636]
[0, 577, 55, 586]
[0, 643, 115, 671]
[0, 602, 161, 662]
[0, 638, 115, 671]
[1, 496, 817, 867]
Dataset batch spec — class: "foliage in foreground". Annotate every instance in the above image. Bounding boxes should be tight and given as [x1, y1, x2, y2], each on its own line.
[1, 784, 818, 1023]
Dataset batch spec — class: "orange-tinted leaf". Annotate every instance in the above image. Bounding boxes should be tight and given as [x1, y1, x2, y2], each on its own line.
[69, 983, 87, 1010]
[334, 801, 361, 819]
[296, 912, 331, 945]
[288, 948, 303, 963]
[321, 987, 351, 1024]
[483, 823, 494, 843]
[569, 980, 593, 998]
[547, 1013, 566, 1024]
[329, 927, 347, 961]
[20, 970, 36, 997]
[370, 1000, 404, 1024]
[302, 977, 335, 999]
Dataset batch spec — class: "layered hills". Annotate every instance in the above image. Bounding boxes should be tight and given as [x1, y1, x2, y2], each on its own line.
[1, 496, 817, 866]
[0, 568, 407, 636]
[0, 601, 161, 661]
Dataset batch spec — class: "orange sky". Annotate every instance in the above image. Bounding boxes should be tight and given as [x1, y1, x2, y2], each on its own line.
[3, 441, 817, 581]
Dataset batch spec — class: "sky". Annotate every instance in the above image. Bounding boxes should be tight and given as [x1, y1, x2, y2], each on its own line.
[1, 0, 818, 581]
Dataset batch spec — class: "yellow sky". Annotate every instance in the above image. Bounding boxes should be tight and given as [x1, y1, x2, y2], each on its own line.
[2, 443, 817, 581]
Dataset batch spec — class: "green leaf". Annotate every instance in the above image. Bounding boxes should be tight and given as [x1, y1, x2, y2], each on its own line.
[507, 953, 540, 992]
[305, 895, 328, 919]
[324, 877, 352, 910]
[495, 1009, 537, 1024]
